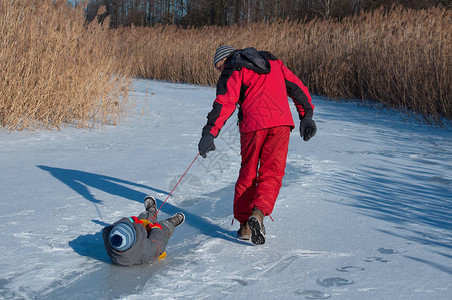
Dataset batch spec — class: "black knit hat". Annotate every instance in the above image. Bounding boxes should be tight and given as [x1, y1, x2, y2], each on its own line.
[213, 45, 235, 66]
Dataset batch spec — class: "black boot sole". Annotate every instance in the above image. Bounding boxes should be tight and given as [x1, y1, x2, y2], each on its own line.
[248, 216, 265, 245]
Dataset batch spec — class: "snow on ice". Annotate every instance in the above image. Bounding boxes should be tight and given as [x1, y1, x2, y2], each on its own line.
[0, 79, 451, 299]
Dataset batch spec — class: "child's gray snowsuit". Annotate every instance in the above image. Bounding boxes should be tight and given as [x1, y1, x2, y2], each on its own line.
[102, 211, 175, 266]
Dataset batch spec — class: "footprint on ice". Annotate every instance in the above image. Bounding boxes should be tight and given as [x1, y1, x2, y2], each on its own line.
[364, 256, 390, 263]
[297, 290, 330, 299]
[316, 277, 354, 287]
[336, 266, 365, 273]
[231, 278, 249, 286]
[377, 248, 405, 254]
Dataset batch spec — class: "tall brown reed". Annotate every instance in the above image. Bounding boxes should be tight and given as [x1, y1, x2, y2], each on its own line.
[116, 6, 451, 125]
[0, 0, 130, 131]
[2, 3, 449, 129]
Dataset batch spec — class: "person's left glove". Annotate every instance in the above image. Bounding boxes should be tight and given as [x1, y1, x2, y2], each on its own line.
[198, 133, 216, 158]
[300, 118, 317, 142]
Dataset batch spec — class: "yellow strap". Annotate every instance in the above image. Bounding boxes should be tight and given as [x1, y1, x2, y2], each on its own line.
[158, 252, 167, 260]
[139, 219, 153, 233]
[140, 219, 152, 227]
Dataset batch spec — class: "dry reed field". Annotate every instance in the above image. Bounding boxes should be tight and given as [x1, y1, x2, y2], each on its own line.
[1, 2, 450, 130]
[0, 0, 130, 131]
[117, 6, 451, 125]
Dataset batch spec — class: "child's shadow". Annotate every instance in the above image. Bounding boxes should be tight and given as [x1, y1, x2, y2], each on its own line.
[68, 220, 111, 263]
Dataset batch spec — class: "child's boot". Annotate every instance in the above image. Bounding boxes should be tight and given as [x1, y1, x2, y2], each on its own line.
[168, 213, 185, 227]
[143, 196, 158, 223]
[144, 195, 157, 213]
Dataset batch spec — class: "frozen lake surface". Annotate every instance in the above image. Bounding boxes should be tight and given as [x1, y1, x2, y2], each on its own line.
[0, 79, 451, 299]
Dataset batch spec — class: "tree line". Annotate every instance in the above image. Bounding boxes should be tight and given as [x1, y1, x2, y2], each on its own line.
[82, 0, 450, 27]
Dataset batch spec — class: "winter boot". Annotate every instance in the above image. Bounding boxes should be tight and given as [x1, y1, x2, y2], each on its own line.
[160, 213, 185, 238]
[144, 195, 157, 212]
[248, 208, 266, 245]
[143, 195, 158, 223]
[167, 212, 185, 228]
[237, 223, 251, 240]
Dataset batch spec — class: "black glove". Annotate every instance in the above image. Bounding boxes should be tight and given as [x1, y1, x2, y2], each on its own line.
[300, 118, 317, 141]
[198, 133, 216, 158]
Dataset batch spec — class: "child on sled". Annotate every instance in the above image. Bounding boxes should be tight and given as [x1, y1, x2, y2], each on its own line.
[102, 196, 185, 266]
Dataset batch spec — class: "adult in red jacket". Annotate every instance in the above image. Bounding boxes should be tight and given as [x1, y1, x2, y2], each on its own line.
[198, 46, 316, 245]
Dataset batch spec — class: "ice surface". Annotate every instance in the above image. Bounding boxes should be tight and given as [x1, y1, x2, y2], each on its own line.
[0, 79, 451, 299]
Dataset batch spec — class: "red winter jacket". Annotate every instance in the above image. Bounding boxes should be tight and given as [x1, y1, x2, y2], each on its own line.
[202, 48, 314, 137]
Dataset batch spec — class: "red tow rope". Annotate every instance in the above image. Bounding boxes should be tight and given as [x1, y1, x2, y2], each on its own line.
[155, 153, 200, 214]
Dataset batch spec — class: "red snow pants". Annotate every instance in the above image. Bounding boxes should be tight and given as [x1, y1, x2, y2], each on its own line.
[233, 126, 290, 224]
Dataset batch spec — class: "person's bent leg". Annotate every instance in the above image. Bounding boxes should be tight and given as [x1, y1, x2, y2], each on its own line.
[142, 213, 184, 262]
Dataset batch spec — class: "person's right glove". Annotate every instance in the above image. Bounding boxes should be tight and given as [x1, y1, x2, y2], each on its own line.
[198, 133, 216, 158]
[299, 118, 317, 142]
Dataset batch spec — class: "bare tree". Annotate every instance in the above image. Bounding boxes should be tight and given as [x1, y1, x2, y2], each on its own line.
[314, 0, 336, 19]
